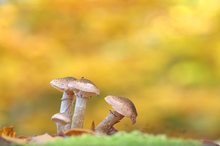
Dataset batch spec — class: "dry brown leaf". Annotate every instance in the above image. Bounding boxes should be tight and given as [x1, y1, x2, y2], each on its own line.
[0, 126, 16, 137]
[64, 128, 95, 136]
[0, 126, 27, 145]
[28, 133, 61, 144]
[1, 135, 27, 145]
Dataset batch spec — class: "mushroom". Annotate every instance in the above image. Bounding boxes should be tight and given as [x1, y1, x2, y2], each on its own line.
[95, 95, 137, 134]
[68, 77, 100, 128]
[50, 77, 76, 130]
[51, 113, 70, 134]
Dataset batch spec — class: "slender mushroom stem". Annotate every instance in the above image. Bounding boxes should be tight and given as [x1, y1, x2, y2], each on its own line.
[71, 93, 88, 128]
[60, 91, 74, 130]
[95, 111, 124, 134]
[56, 123, 65, 134]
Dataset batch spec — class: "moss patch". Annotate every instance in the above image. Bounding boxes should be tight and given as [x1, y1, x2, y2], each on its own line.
[27, 131, 201, 146]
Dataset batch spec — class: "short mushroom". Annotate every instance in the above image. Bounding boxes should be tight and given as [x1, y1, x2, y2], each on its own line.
[95, 95, 137, 134]
[51, 113, 70, 134]
[68, 77, 100, 128]
[50, 77, 76, 130]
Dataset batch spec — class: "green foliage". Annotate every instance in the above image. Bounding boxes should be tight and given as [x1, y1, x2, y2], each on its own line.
[27, 132, 201, 146]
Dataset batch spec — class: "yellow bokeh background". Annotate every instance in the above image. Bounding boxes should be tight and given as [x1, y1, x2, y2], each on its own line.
[0, 0, 220, 139]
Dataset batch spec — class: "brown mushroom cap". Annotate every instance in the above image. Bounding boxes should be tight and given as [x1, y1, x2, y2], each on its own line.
[51, 113, 70, 124]
[68, 77, 100, 97]
[105, 95, 137, 124]
[50, 77, 76, 92]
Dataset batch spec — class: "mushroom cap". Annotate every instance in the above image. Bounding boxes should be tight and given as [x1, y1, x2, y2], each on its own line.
[105, 95, 137, 124]
[50, 77, 76, 92]
[51, 113, 70, 124]
[68, 77, 100, 97]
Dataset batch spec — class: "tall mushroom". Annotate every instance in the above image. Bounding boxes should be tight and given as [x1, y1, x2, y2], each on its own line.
[68, 77, 100, 128]
[95, 95, 137, 134]
[51, 113, 70, 134]
[50, 77, 76, 130]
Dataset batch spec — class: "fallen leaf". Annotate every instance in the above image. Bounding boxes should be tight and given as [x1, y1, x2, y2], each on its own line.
[1, 135, 27, 145]
[28, 133, 61, 144]
[0, 126, 27, 145]
[64, 128, 95, 136]
[0, 126, 16, 137]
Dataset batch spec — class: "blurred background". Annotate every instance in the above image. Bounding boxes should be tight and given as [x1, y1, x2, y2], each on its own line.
[0, 0, 220, 139]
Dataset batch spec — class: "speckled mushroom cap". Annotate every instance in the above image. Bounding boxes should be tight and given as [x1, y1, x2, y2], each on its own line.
[51, 113, 70, 124]
[50, 77, 76, 92]
[68, 77, 100, 97]
[105, 95, 137, 124]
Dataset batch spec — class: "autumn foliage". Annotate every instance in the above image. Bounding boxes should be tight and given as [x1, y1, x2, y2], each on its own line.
[0, 0, 220, 139]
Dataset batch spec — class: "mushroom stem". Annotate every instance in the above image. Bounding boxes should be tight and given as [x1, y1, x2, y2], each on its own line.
[107, 127, 118, 135]
[71, 94, 88, 128]
[60, 91, 74, 130]
[56, 123, 65, 134]
[95, 111, 124, 134]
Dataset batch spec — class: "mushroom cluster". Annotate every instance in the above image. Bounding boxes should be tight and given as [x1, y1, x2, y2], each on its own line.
[50, 77, 137, 135]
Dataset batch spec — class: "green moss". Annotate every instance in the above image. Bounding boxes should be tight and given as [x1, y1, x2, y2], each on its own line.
[27, 131, 201, 146]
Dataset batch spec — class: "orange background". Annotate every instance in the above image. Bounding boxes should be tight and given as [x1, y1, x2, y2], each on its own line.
[0, 0, 220, 139]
